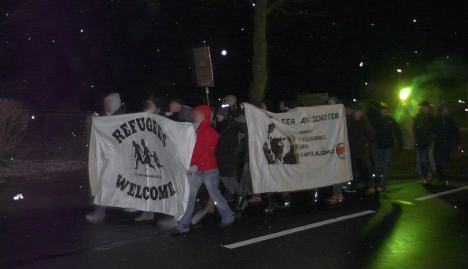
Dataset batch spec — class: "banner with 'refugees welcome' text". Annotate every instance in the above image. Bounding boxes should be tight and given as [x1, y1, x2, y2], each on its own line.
[244, 103, 352, 193]
[89, 113, 196, 220]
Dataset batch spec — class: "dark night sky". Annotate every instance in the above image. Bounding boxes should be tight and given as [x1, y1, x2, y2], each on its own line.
[1, 0, 467, 112]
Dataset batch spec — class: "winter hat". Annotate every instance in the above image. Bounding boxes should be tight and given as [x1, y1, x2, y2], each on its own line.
[327, 96, 342, 105]
[222, 95, 237, 107]
[419, 101, 430, 107]
[218, 107, 229, 119]
[104, 93, 121, 116]
[353, 105, 365, 113]
[170, 98, 185, 106]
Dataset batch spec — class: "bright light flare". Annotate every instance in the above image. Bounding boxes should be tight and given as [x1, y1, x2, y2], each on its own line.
[221, 50, 227, 56]
[399, 88, 410, 100]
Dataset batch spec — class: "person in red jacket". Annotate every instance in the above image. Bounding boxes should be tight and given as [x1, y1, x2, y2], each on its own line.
[173, 105, 234, 233]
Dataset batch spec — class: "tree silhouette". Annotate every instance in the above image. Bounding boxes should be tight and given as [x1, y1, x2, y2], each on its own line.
[248, 0, 320, 103]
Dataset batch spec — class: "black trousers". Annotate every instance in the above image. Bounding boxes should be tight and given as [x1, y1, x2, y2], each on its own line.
[434, 150, 452, 182]
[351, 157, 373, 188]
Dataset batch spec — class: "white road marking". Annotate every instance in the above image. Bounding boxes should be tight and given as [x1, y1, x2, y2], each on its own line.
[415, 185, 468, 201]
[223, 210, 375, 249]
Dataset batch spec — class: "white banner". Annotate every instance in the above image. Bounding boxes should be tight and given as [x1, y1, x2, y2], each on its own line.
[88, 113, 196, 220]
[244, 103, 352, 193]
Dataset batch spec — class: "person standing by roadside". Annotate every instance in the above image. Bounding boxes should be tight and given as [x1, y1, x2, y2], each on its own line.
[173, 105, 234, 233]
[413, 101, 435, 184]
[372, 105, 403, 192]
[327, 97, 349, 203]
[86, 93, 125, 224]
[345, 107, 375, 192]
[367, 102, 381, 179]
[433, 106, 461, 186]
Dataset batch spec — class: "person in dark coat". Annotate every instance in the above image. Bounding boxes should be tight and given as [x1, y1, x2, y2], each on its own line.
[144, 94, 166, 115]
[367, 102, 382, 179]
[413, 101, 435, 184]
[344, 102, 356, 123]
[346, 107, 375, 192]
[432, 106, 461, 185]
[371, 105, 403, 191]
[167, 98, 193, 122]
[215, 107, 241, 202]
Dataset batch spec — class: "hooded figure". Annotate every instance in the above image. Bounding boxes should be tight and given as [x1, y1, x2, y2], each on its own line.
[222, 95, 237, 111]
[190, 105, 218, 171]
[174, 105, 234, 233]
[432, 106, 461, 185]
[433, 106, 460, 152]
[215, 107, 240, 178]
[413, 101, 435, 183]
[86, 92, 124, 224]
[104, 93, 124, 116]
[346, 108, 375, 191]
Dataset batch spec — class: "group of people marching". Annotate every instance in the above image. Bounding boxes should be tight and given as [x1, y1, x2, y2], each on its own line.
[86, 92, 462, 233]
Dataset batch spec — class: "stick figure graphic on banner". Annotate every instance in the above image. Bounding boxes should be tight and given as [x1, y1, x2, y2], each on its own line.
[133, 140, 144, 169]
[132, 139, 163, 171]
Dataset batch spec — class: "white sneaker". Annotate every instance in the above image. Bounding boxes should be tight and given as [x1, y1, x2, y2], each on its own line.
[135, 213, 154, 221]
[86, 212, 105, 224]
[205, 200, 215, 214]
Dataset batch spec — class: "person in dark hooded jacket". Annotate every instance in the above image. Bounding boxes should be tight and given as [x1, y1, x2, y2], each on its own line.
[346, 107, 375, 192]
[102, 93, 124, 116]
[413, 101, 435, 184]
[215, 107, 241, 202]
[86, 93, 125, 224]
[173, 105, 234, 233]
[433, 106, 461, 185]
[144, 94, 166, 116]
[371, 105, 403, 191]
[167, 98, 193, 122]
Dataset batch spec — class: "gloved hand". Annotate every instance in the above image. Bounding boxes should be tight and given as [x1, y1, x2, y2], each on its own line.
[187, 165, 198, 178]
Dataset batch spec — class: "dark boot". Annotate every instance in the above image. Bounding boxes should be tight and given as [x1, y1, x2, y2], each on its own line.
[234, 197, 245, 219]
[279, 192, 292, 208]
[263, 194, 277, 214]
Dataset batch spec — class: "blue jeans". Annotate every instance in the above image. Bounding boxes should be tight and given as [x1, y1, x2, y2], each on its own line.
[94, 205, 106, 216]
[176, 169, 233, 231]
[417, 148, 430, 179]
[377, 148, 393, 187]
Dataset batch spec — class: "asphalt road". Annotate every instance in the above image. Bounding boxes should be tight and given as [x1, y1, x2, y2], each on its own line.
[1, 178, 468, 269]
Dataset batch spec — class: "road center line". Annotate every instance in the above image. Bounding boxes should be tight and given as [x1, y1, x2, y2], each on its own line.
[415, 185, 468, 201]
[223, 210, 375, 249]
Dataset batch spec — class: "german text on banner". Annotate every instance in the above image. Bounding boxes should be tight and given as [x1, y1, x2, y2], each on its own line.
[244, 103, 352, 193]
[88, 113, 196, 220]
